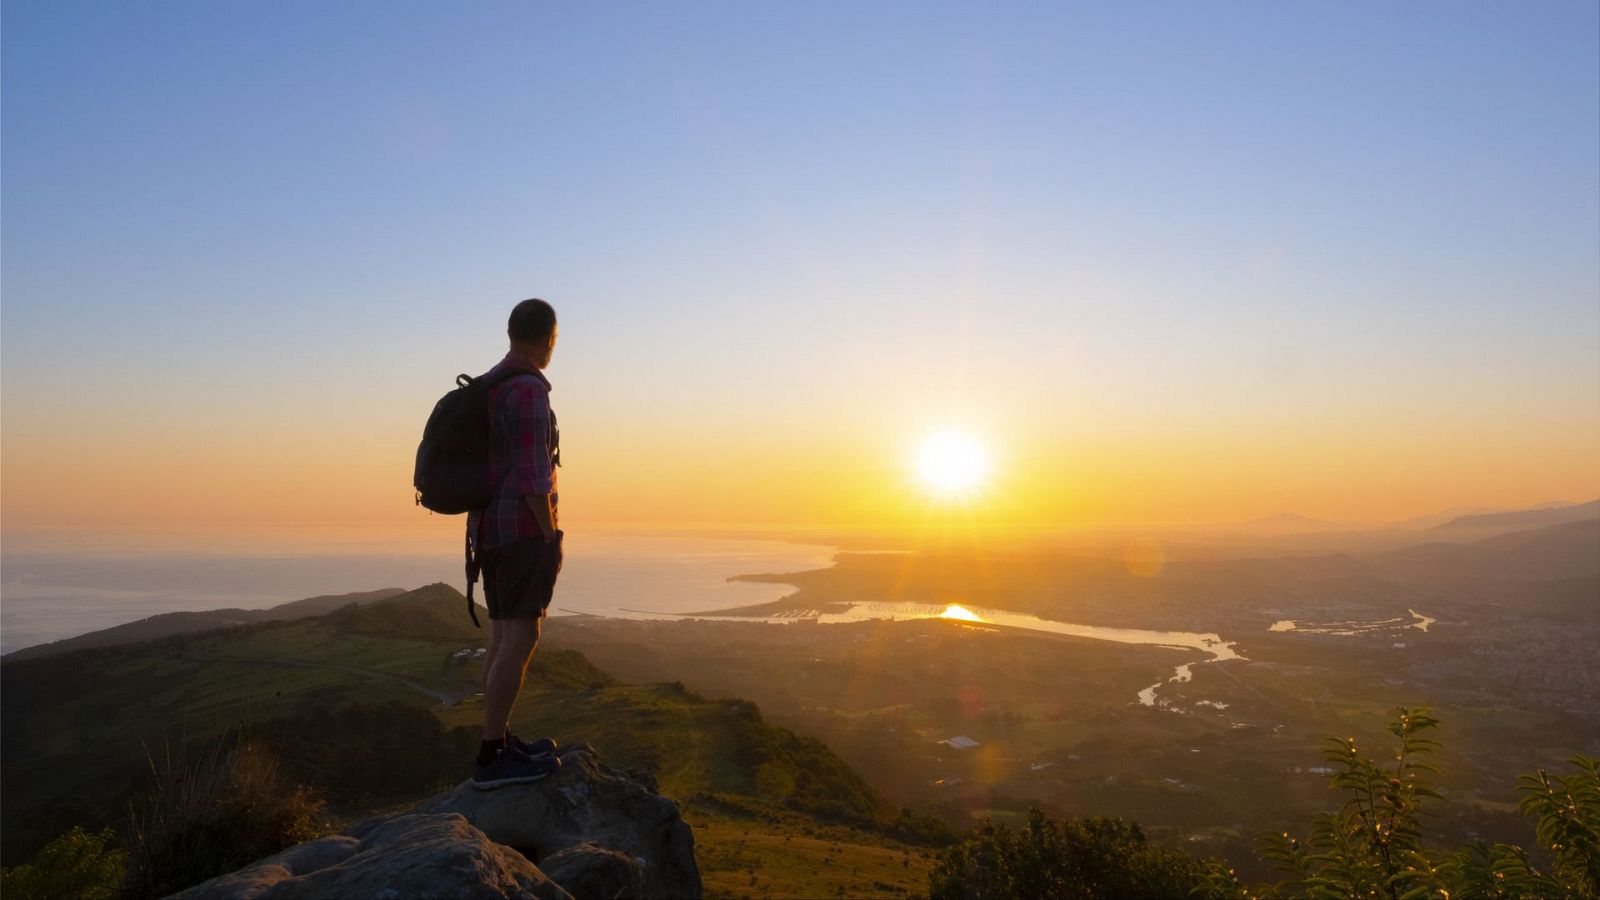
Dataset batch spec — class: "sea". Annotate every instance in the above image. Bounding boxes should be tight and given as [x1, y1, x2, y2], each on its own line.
[0, 534, 839, 657]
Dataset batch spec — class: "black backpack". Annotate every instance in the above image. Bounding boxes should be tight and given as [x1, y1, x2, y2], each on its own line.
[413, 367, 559, 626]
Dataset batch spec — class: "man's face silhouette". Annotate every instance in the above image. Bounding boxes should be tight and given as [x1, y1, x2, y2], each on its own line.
[535, 325, 558, 369]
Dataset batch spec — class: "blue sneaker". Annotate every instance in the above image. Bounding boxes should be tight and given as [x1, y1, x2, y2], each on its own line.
[472, 747, 562, 790]
[508, 731, 558, 758]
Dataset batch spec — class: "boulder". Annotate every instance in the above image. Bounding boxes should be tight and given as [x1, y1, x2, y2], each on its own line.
[417, 745, 701, 900]
[540, 842, 646, 899]
[167, 745, 701, 900]
[168, 813, 570, 899]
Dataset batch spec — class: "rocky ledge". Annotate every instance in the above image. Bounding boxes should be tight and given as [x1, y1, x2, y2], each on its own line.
[171, 745, 701, 900]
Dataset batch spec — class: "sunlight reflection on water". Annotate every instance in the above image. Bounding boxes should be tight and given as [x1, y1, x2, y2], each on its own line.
[685, 599, 1245, 707]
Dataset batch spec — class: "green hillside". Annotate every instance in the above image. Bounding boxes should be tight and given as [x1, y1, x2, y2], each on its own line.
[0, 583, 943, 898]
[437, 675, 942, 898]
[2, 584, 489, 861]
[2, 588, 407, 662]
[440, 681, 892, 826]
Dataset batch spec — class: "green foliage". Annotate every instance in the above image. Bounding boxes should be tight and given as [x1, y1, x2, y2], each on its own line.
[0, 827, 127, 900]
[124, 738, 328, 898]
[530, 648, 618, 690]
[891, 806, 961, 847]
[1516, 752, 1600, 897]
[1252, 707, 1444, 899]
[1433, 839, 1546, 900]
[1197, 707, 1600, 900]
[718, 696, 894, 824]
[927, 808, 1208, 900]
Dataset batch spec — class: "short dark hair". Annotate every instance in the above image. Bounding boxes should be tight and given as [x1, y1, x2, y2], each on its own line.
[508, 298, 557, 343]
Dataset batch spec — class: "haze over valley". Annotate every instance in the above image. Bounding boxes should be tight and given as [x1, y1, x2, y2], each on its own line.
[5, 500, 1594, 890]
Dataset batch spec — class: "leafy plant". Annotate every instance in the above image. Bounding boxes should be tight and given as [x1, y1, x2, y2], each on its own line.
[1516, 753, 1600, 896]
[0, 826, 127, 900]
[1253, 707, 1443, 899]
[1196, 707, 1600, 899]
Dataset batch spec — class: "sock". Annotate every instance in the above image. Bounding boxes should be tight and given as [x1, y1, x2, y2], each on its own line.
[477, 738, 506, 766]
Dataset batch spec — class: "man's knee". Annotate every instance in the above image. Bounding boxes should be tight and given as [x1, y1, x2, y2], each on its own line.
[494, 616, 540, 655]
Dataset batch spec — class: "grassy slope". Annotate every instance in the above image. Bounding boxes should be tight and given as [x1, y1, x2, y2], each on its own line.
[2, 588, 408, 662]
[688, 799, 933, 899]
[438, 683, 936, 899]
[1, 584, 937, 898]
[2, 586, 483, 860]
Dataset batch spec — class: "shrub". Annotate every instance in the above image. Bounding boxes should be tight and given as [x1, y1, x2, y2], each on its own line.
[1517, 753, 1600, 897]
[1250, 707, 1446, 899]
[0, 826, 126, 900]
[124, 738, 327, 898]
[1195, 707, 1600, 899]
[928, 809, 1208, 899]
[890, 807, 960, 847]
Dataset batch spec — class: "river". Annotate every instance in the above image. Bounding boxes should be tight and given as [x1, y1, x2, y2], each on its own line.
[641, 599, 1245, 707]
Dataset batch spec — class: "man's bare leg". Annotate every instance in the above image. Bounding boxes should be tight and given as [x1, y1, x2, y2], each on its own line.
[483, 618, 502, 701]
[482, 616, 540, 742]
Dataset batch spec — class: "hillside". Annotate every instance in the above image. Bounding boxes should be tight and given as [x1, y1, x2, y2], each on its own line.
[2, 587, 407, 662]
[1373, 518, 1600, 583]
[1, 584, 489, 861]
[0, 582, 938, 898]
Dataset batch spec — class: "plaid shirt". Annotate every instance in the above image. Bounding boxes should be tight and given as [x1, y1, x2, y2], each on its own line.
[467, 353, 558, 552]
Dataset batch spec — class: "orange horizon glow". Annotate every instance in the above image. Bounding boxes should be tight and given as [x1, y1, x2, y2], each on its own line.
[4, 382, 1599, 542]
[3, 421, 1598, 541]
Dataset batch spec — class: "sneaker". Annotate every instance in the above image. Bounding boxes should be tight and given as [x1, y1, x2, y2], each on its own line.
[471, 747, 562, 790]
[508, 731, 558, 758]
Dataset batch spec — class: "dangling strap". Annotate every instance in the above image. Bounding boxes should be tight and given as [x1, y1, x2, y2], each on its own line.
[549, 406, 561, 468]
[464, 529, 482, 628]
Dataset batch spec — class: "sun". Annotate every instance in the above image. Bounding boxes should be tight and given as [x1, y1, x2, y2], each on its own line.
[915, 430, 989, 494]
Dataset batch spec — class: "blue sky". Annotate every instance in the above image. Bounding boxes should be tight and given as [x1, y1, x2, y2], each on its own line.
[3, 1, 1597, 531]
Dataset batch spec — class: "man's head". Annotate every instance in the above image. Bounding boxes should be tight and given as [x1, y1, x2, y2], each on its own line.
[508, 298, 558, 369]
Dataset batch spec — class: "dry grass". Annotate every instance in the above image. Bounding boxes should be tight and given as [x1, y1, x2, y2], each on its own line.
[125, 735, 328, 898]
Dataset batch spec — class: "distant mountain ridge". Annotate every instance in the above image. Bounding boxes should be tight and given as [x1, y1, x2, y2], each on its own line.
[1375, 518, 1600, 582]
[1427, 499, 1600, 535]
[1, 587, 408, 662]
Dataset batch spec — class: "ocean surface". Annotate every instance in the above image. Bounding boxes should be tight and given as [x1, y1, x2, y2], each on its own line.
[0, 535, 838, 656]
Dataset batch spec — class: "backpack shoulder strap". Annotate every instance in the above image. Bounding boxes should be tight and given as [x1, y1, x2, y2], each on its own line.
[466, 366, 538, 388]
[474, 367, 546, 394]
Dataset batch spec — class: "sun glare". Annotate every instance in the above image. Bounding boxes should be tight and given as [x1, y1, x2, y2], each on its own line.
[915, 430, 989, 494]
[939, 603, 984, 622]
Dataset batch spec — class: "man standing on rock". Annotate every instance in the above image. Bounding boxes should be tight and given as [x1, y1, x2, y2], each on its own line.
[467, 298, 565, 788]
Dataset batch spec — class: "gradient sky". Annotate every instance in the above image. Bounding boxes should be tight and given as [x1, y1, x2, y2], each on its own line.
[3, 1, 1598, 541]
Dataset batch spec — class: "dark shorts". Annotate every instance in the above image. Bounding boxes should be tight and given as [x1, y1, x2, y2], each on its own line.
[482, 534, 563, 620]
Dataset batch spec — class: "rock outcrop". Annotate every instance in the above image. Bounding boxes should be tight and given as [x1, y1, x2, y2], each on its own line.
[169, 814, 570, 900]
[170, 746, 700, 900]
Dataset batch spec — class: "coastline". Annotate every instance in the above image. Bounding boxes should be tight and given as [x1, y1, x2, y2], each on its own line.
[1, 535, 839, 657]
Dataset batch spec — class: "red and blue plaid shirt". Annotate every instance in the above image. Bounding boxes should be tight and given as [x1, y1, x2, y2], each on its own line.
[467, 353, 558, 552]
